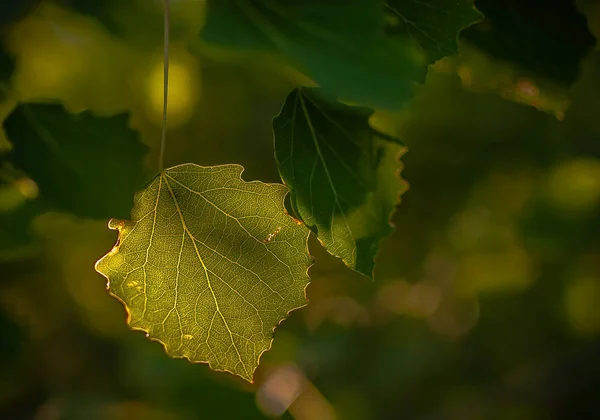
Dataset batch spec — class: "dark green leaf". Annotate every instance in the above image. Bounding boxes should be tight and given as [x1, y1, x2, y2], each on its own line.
[384, 0, 483, 66]
[200, 0, 422, 108]
[273, 88, 407, 277]
[3, 103, 149, 220]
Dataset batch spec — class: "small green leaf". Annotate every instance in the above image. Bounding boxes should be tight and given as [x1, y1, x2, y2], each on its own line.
[385, 0, 483, 66]
[95, 164, 311, 382]
[3, 103, 149, 219]
[200, 0, 422, 108]
[273, 88, 407, 277]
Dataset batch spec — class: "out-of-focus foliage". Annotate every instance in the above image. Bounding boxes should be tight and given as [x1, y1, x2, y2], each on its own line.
[0, 49, 13, 96]
[3, 104, 149, 219]
[96, 164, 311, 382]
[0, 166, 43, 251]
[0, 0, 39, 28]
[274, 88, 407, 277]
[200, 0, 424, 108]
[0, 0, 32, 100]
[463, 0, 595, 85]
[579, 0, 600, 42]
[384, 0, 483, 65]
[1, 0, 600, 419]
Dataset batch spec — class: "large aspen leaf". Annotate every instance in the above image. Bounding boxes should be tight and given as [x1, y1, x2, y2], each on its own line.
[95, 164, 311, 382]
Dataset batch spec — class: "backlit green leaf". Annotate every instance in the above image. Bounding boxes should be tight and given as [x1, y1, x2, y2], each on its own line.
[385, 0, 483, 66]
[273, 89, 407, 277]
[3, 103, 149, 220]
[200, 0, 422, 108]
[95, 164, 311, 382]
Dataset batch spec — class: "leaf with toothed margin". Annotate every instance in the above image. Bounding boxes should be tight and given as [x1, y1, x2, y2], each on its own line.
[273, 88, 408, 278]
[384, 0, 483, 67]
[3, 103, 150, 220]
[95, 164, 312, 382]
[200, 0, 422, 109]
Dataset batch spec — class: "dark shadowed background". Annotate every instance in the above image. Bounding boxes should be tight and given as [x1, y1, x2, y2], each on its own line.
[1, 0, 600, 419]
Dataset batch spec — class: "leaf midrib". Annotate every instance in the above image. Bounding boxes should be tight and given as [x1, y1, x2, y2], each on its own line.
[298, 92, 356, 260]
[162, 172, 250, 379]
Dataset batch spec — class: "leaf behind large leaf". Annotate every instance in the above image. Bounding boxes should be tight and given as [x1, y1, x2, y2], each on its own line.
[274, 89, 407, 277]
[3, 103, 149, 220]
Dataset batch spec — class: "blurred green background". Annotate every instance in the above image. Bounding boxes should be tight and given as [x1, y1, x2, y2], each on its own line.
[1, 0, 600, 419]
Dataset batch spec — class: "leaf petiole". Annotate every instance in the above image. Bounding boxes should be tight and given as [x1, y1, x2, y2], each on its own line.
[158, 0, 170, 173]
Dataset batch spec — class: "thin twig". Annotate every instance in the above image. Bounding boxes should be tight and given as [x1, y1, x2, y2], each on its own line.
[371, 127, 406, 147]
[158, 0, 170, 173]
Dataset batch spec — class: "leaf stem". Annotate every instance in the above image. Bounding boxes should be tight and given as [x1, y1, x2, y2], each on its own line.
[158, 0, 170, 173]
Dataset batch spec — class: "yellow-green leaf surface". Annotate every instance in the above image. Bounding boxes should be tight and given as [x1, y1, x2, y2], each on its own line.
[95, 164, 311, 382]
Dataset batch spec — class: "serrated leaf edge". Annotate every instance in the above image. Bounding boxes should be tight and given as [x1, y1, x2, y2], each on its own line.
[94, 163, 313, 383]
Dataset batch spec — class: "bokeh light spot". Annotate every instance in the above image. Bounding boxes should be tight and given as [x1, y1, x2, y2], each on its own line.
[405, 281, 443, 318]
[428, 294, 479, 339]
[565, 277, 600, 336]
[145, 55, 199, 127]
[256, 364, 305, 417]
[16, 178, 39, 199]
[376, 280, 410, 315]
[546, 157, 600, 214]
